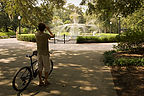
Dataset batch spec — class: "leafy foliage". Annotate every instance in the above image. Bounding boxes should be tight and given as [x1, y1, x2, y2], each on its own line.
[104, 50, 144, 66]
[1, 0, 66, 27]
[77, 34, 118, 43]
[114, 6, 144, 51]
[17, 34, 36, 42]
[0, 32, 8, 38]
[81, 0, 143, 17]
[80, 0, 143, 33]
[115, 29, 144, 51]
[0, 31, 16, 38]
[103, 50, 116, 65]
[6, 31, 16, 36]
[121, 5, 144, 31]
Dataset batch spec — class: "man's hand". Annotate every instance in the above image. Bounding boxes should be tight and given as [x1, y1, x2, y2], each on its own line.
[46, 26, 55, 38]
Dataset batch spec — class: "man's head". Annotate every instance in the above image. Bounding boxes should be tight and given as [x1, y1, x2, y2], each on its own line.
[38, 23, 46, 32]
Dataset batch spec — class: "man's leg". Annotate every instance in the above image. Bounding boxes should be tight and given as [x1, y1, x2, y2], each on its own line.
[38, 70, 43, 85]
[43, 55, 50, 85]
[44, 71, 49, 85]
[38, 54, 44, 86]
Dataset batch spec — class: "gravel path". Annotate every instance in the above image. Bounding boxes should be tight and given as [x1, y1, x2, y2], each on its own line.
[0, 38, 117, 96]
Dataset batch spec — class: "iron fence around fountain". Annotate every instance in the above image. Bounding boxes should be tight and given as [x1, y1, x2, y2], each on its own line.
[49, 34, 77, 44]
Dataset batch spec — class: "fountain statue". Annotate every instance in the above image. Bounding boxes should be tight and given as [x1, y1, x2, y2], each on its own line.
[52, 12, 100, 40]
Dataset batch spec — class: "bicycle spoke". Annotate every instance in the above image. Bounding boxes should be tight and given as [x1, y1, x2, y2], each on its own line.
[13, 67, 31, 91]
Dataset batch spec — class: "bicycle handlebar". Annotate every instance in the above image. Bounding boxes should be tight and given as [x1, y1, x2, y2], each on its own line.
[26, 51, 37, 58]
[26, 50, 52, 58]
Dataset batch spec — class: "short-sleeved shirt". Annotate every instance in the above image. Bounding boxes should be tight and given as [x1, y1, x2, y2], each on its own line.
[35, 32, 50, 55]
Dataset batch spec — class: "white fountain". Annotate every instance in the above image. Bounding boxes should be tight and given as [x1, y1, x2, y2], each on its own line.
[53, 12, 100, 40]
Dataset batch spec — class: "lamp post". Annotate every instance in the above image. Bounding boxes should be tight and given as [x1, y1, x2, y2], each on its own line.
[118, 15, 121, 34]
[18, 16, 21, 34]
[110, 22, 112, 33]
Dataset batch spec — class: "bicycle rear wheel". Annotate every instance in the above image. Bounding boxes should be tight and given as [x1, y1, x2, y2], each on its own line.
[49, 59, 53, 76]
[12, 67, 32, 91]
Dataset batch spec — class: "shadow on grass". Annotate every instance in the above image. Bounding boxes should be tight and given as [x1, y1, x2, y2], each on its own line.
[111, 66, 144, 96]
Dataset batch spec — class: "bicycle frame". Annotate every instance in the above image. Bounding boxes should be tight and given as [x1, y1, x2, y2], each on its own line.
[26, 53, 38, 78]
[12, 50, 53, 91]
[26, 50, 53, 78]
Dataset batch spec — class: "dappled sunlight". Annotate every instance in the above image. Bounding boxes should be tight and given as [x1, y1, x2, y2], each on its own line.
[111, 66, 144, 96]
[114, 86, 122, 90]
[0, 45, 35, 95]
[104, 77, 114, 81]
[0, 79, 11, 85]
[75, 80, 91, 86]
[0, 57, 17, 63]
[14, 50, 116, 95]
[54, 63, 83, 69]
[0, 46, 117, 96]
[0, 49, 10, 55]
[42, 50, 117, 96]
[100, 66, 112, 72]
[80, 86, 98, 91]
[50, 90, 61, 95]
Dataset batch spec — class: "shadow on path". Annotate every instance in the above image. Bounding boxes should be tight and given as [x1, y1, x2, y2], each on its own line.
[0, 39, 117, 96]
[0, 48, 117, 96]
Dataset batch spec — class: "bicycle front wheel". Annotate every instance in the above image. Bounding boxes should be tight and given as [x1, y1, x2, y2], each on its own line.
[12, 67, 32, 91]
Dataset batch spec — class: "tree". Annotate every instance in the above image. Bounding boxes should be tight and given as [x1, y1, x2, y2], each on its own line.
[122, 5, 144, 31]
[81, 0, 143, 17]
[53, 3, 85, 24]
[80, 0, 143, 33]
[0, 1, 11, 32]
[1, 0, 66, 27]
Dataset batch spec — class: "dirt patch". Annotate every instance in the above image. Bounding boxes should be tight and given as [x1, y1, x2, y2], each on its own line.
[111, 66, 144, 96]
[111, 50, 144, 96]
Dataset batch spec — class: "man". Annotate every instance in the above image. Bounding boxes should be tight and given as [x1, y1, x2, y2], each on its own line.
[35, 23, 54, 86]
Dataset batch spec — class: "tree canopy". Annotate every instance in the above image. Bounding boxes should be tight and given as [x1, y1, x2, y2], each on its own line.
[80, 0, 143, 33]
[81, 0, 143, 17]
[1, 0, 66, 27]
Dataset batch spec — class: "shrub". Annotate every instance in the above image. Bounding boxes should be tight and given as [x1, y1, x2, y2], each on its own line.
[77, 34, 118, 43]
[103, 50, 144, 66]
[115, 5, 144, 52]
[103, 50, 116, 66]
[114, 29, 144, 51]
[114, 58, 144, 66]
[17, 34, 36, 42]
[22, 28, 29, 34]
[6, 31, 16, 36]
[0, 32, 8, 38]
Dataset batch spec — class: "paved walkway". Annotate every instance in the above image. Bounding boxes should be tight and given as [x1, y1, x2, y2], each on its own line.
[0, 38, 117, 96]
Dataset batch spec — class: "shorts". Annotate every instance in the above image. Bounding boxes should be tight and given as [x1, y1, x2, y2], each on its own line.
[37, 54, 50, 73]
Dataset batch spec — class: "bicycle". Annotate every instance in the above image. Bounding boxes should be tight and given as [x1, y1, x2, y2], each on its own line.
[12, 51, 53, 91]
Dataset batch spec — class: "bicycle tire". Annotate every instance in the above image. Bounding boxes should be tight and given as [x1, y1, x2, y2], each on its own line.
[12, 67, 32, 91]
[49, 59, 53, 76]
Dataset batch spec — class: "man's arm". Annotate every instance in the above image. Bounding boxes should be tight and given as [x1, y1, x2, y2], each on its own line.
[46, 26, 55, 38]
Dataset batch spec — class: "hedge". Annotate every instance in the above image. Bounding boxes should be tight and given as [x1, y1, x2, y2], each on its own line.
[0, 32, 8, 38]
[103, 50, 144, 66]
[6, 31, 16, 36]
[0, 32, 16, 39]
[77, 34, 118, 43]
[17, 34, 36, 42]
